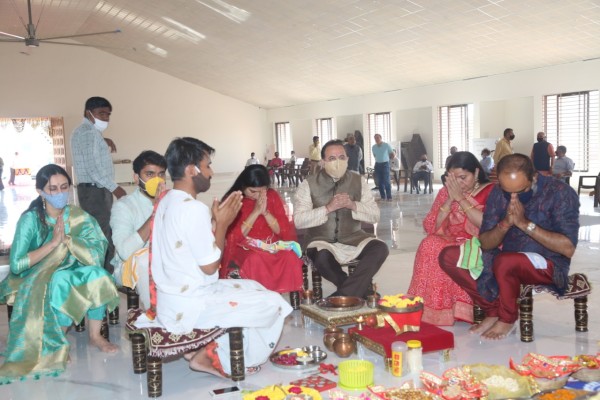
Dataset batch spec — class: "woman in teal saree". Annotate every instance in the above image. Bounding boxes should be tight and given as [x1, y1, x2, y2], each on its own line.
[0, 164, 120, 384]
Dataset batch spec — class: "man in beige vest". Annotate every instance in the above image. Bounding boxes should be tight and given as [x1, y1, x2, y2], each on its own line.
[294, 140, 388, 298]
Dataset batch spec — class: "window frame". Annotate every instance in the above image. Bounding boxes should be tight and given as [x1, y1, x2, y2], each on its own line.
[275, 122, 292, 159]
[437, 104, 473, 169]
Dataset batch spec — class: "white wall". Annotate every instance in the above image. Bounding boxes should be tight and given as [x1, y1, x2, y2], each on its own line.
[0, 43, 269, 174]
[266, 59, 600, 179]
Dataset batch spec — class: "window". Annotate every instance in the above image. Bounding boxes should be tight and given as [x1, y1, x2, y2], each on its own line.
[366, 112, 391, 167]
[316, 118, 334, 144]
[275, 122, 292, 158]
[437, 104, 473, 168]
[543, 91, 599, 172]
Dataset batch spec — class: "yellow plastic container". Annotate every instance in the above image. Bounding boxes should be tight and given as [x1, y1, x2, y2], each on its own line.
[338, 360, 374, 390]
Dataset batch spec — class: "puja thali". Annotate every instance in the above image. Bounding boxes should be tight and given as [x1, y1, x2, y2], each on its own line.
[315, 296, 365, 312]
[270, 346, 327, 371]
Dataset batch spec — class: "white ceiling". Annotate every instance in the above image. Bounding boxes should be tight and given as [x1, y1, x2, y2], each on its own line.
[2, 0, 600, 109]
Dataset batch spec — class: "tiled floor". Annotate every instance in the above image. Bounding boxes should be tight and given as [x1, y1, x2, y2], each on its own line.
[0, 175, 599, 400]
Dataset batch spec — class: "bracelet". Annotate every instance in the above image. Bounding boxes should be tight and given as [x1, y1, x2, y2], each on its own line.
[242, 220, 253, 230]
[498, 220, 510, 231]
[461, 204, 475, 212]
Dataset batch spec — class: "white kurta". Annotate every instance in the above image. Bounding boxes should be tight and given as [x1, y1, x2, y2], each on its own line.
[137, 189, 292, 374]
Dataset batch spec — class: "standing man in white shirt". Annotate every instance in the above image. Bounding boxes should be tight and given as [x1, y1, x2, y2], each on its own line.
[71, 97, 126, 276]
[110, 151, 166, 307]
[245, 152, 259, 167]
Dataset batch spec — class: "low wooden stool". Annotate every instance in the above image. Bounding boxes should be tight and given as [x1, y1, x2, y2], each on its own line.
[519, 273, 591, 342]
[126, 307, 245, 398]
[302, 257, 373, 301]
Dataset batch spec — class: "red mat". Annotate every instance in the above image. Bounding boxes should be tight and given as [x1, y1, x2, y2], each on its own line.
[349, 322, 454, 357]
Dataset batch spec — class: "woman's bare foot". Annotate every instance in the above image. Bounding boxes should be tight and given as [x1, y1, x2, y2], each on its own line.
[188, 347, 225, 378]
[89, 335, 119, 353]
[469, 316, 498, 335]
[184, 350, 199, 362]
[481, 320, 516, 340]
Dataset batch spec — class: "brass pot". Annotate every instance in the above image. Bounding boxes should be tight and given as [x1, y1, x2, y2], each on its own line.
[323, 326, 343, 351]
[333, 334, 356, 358]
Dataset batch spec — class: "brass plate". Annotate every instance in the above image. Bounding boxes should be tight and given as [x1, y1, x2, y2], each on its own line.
[316, 296, 365, 312]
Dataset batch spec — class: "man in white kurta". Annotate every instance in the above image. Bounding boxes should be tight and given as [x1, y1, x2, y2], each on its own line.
[137, 137, 292, 376]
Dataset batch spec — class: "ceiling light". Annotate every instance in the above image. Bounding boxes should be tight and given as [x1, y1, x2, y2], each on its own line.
[146, 43, 168, 57]
[195, 0, 250, 23]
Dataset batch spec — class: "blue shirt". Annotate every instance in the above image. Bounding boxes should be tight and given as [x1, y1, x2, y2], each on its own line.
[478, 174, 580, 300]
[371, 142, 393, 163]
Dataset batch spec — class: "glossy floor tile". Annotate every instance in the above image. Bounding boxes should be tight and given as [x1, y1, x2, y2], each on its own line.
[1, 176, 599, 400]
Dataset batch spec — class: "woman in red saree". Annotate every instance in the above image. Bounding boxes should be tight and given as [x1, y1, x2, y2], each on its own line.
[407, 152, 494, 326]
[220, 165, 303, 293]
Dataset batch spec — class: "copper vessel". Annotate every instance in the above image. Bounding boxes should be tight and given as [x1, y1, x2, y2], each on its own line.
[333, 334, 355, 358]
[323, 326, 343, 351]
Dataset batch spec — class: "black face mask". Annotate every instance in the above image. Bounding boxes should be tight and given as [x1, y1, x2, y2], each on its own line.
[509, 134, 515, 140]
[193, 167, 211, 193]
[537, 137, 545, 142]
[503, 189, 534, 204]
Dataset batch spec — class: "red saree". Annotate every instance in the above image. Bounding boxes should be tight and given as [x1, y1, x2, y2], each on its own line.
[220, 189, 303, 293]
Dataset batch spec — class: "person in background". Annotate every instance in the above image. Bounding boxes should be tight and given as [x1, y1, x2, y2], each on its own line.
[220, 165, 303, 294]
[439, 154, 579, 339]
[493, 128, 515, 166]
[70, 96, 126, 275]
[110, 151, 166, 309]
[530, 131, 555, 176]
[372, 134, 393, 201]
[294, 140, 387, 299]
[552, 145, 575, 182]
[441, 146, 458, 185]
[407, 152, 493, 325]
[289, 150, 297, 165]
[8, 152, 19, 185]
[0, 164, 120, 384]
[267, 151, 284, 186]
[344, 134, 363, 173]
[0, 156, 4, 191]
[245, 152, 259, 167]
[480, 148, 494, 177]
[309, 136, 321, 175]
[133, 137, 292, 377]
[389, 150, 401, 191]
[412, 154, 434, 194]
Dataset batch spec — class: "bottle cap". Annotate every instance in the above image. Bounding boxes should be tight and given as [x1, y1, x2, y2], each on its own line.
[407, 340, 422, 348]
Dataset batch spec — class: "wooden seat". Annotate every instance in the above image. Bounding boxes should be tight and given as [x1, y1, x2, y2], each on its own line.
[473, 273, 591, 342]
[410, 171, 433, 194]
[126, 294, 245, 398]
[577, 172, 599, 196]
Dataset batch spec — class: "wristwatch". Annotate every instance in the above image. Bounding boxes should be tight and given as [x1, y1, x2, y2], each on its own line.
[526, 221, 537, 235]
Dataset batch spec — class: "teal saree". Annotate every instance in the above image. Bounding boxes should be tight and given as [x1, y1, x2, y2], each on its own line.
[0, 206, 120, 384]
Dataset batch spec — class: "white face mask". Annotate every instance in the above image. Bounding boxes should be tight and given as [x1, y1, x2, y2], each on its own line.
[89, 111, 109, 132]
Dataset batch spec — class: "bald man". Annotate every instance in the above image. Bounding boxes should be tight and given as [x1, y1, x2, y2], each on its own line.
[530, 131, 555, 176]
[439, 154, 579, 340]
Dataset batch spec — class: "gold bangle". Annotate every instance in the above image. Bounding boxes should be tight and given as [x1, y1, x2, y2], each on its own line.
[461, 203, 475, 212]
[242, 220, 253, 230]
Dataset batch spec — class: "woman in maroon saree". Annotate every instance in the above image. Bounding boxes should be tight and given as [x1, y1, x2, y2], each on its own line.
[220, 165, 303, 293]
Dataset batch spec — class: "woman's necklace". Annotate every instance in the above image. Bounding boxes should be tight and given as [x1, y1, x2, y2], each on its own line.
[466, 181, 480, 198]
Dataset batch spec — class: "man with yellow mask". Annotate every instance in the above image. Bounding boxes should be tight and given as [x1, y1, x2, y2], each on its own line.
[110, 150, 167, 308]
[294, 140, 388, 299]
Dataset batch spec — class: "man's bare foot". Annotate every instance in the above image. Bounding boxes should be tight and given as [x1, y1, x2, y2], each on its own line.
[189, 347, 225, 378]
[481, 320, 516, 340]
[469, 316, 498, 335]
[184, 351, 198, 362]
[89, 336, 119, 353]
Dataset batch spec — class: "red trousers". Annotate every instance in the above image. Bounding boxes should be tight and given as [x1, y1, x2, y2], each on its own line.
[439, 247, 554, 323]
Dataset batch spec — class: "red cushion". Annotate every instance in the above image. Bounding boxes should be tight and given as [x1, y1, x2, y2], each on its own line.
[349, 322, 454, 357]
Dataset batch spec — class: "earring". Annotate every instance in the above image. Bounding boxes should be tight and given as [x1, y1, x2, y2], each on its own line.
[42, 197, 46, 210]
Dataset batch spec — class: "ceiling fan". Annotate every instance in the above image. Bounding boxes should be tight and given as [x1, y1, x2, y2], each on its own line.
[0, 0, 121, 48]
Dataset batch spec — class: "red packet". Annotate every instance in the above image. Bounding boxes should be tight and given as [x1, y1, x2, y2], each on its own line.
[289, 374, 337, 392]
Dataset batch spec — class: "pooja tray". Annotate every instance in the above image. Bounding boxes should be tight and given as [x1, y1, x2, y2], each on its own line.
[377, 301, 423, 314]
[315, 296, 365, 312]
[269, 346, 327, 371]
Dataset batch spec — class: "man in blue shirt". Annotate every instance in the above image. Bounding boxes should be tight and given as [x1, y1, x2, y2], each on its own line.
[439, 154, 579, 340]
[371, 134, 393, 201]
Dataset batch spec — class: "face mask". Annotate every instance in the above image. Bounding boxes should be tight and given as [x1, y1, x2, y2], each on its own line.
[139, 176, 165, 198]
[509, 134, 515, 140]
[537, 137, 545, 142]
[89, 111, 109, 132]
[193, 166, 211, 193]
[503, 188, 534, 204]
[41, 191, 69, 210]
[324, 159, 348, 179]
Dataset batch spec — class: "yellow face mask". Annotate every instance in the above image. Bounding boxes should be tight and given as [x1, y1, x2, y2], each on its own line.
[141, 176, 165, 197]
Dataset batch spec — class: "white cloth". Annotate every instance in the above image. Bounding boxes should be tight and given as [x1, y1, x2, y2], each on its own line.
[412, 160, 433, 173]
[390, 157, 401, 171]
[293, 176, 380, 264]
[140, 189, 292, 373]
[110, 188, 153, 286]
[245, 157, 259, 166]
